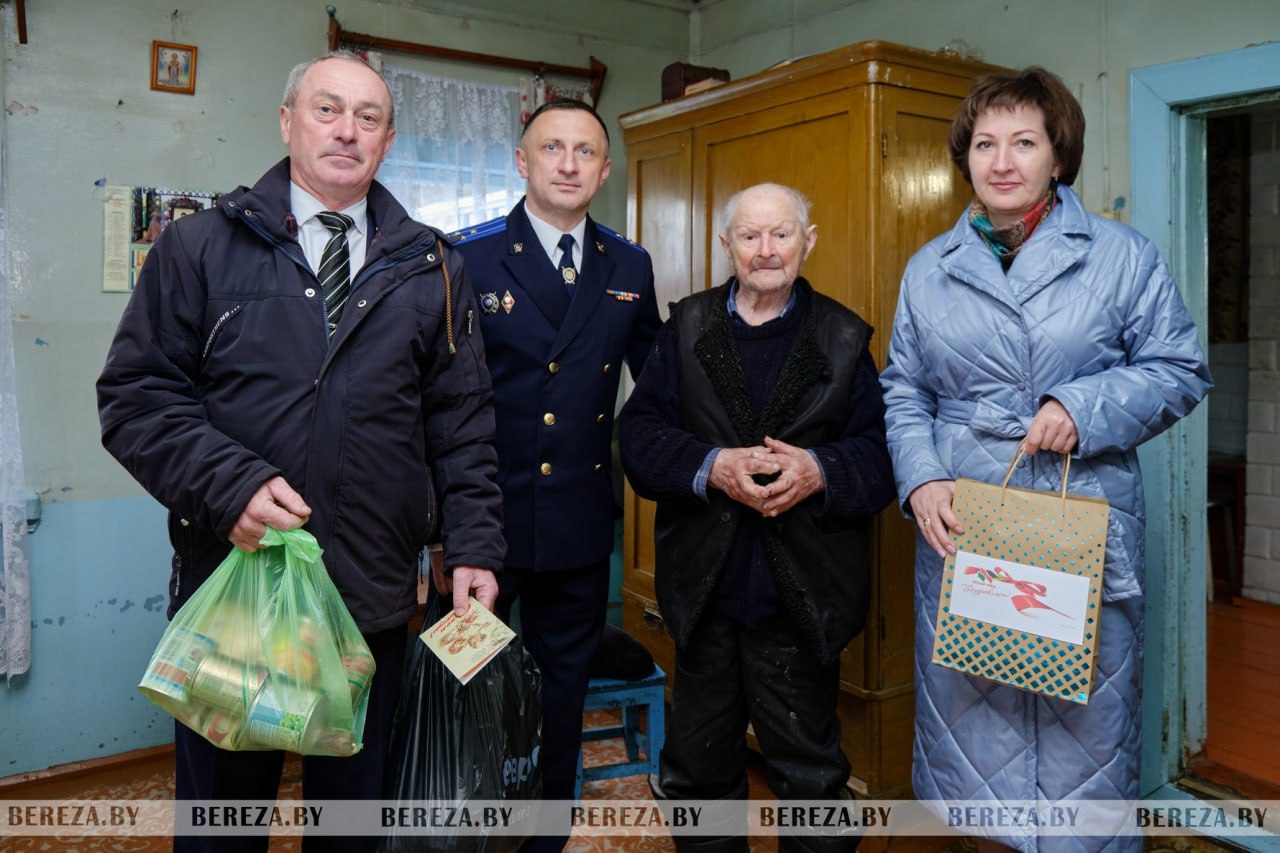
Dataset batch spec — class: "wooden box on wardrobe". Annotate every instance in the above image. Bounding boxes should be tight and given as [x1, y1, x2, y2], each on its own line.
[618, 40, 1003, 799]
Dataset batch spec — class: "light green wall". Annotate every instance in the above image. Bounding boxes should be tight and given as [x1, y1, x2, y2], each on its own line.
[693, 0, 1280, 218]
[11, 0, 687, 509]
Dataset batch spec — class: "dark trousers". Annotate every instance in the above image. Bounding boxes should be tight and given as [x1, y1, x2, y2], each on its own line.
[660, 609, 858, 853]
[173, 624, 407, 853]
[495, 561, 610, 853]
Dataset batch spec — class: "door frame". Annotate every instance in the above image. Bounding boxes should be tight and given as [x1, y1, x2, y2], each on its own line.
[1130, 41, 1280, 809]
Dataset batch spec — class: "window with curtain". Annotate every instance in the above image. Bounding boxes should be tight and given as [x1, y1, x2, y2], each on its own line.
[373, 59, 595, 234]
[377, 63, 527, 233]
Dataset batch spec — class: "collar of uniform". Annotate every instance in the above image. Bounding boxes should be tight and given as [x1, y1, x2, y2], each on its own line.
[524, 206, 588, 269]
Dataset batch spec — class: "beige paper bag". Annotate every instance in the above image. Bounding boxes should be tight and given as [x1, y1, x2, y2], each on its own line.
[931, 450, 1109, 704]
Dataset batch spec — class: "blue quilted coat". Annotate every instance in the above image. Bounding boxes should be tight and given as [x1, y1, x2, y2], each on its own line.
[880, 185, 1211, 852]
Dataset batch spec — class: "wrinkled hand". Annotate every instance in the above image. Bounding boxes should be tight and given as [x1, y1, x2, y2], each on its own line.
[908, 479, 961, 558]
[229, 476, 311, 552]
[1023, 398, 1078, 455]
[758, 436, 824, 517]
[433, 560, 499, 615]
[708, 446, 777, 508]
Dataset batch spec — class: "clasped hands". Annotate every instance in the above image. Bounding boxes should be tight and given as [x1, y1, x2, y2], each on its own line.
[708, 436, 823, 518]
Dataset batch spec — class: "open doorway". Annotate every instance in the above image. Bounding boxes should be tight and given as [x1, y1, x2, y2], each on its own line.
[1130, 47, 1280, 833]
[1185, 105, 1280, 799]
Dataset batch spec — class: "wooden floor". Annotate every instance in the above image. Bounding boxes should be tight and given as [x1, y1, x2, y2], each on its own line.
[1187, 596, 1280, 797]
[6, 600, 1277, 851]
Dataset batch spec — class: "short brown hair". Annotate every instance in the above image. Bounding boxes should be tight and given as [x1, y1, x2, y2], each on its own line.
[521, 98, 610, 147]
[948, 66, 1085, 186]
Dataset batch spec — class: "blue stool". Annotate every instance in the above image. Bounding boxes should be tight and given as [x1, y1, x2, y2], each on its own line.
[575, 664, 666, 799]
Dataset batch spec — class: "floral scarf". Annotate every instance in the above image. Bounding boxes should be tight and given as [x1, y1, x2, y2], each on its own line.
[969, 182, 1057, 271]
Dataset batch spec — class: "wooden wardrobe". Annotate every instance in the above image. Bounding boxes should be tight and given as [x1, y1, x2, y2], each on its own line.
[618, 40, 1003, 799]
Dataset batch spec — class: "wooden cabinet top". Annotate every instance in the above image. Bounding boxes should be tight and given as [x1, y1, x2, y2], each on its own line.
[620, 40, 1003, 142]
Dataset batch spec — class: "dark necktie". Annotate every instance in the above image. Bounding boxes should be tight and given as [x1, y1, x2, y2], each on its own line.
[557, 233, 577, 294]
[315, 211, 354, 337]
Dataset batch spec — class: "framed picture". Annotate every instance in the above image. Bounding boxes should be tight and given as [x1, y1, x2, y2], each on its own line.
[151, 40, 197, 95]
[131, 186, 219, 245]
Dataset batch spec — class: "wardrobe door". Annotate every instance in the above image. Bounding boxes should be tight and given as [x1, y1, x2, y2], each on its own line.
[621, 131, 693, 684]
[691, 90, 858, 300]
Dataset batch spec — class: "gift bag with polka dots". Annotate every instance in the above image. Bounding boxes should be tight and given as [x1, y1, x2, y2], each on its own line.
[930, 451, 1109, 704]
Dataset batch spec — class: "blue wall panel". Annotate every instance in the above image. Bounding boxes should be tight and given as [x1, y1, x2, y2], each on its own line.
[1, 497, 173, 776]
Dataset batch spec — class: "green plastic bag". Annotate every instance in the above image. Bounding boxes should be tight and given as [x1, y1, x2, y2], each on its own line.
[139, 527, 374, 756]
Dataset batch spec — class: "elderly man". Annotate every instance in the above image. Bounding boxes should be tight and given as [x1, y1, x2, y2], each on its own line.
[618, 183, 894, 853]
[98, 52, 503, 852]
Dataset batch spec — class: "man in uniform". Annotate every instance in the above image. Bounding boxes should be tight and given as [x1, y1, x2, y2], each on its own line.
[452, 98, 661, 842]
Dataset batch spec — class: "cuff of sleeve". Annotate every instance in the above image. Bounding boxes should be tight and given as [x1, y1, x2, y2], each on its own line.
[694, 449, 720, 501]
[808, 449, 833, 514]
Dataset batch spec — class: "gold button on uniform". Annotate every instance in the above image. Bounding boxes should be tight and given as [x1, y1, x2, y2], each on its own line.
[543, 413, 556, 426]
[602, 363, 613, 374]
[593, 464, 603, 473]
[596, 413, 606, 423]
[540, 462, 552, 476]
[548, 362, 560, 374]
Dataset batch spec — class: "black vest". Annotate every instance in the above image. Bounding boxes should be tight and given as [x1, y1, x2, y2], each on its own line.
[654, 279, 875, 663]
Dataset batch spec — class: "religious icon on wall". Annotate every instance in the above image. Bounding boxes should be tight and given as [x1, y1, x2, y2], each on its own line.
[151, 40, 197, 96]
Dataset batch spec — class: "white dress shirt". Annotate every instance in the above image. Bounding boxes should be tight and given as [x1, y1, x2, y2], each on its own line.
[290, 183, 369, 277]
[525, 208, 587, 272]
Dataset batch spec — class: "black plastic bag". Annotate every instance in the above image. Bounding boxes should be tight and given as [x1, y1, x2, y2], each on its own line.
[379, 598, 543, 853]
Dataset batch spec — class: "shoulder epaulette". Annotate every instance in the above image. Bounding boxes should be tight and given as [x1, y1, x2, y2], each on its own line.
[448, 216, 506, 245]
[595, 223, 648, 255]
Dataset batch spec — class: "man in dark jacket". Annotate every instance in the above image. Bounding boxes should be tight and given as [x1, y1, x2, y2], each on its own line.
[450, 98, 661, 843]
[618, 183, 895, 853]
[97, 52, 504, 852]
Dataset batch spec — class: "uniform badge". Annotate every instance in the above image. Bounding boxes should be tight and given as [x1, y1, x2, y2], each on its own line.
[501, 290, 516, 314]
[606, 289, 639, 302]
[595, 240, 606, 254]
[480, 292, 500, 315]
[562, 267, 577, 286]
[513, 242, 524, 253]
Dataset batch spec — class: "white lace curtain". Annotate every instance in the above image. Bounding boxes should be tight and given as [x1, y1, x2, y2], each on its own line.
[0, 130, 31, 682]
[378, 63, 527, 233]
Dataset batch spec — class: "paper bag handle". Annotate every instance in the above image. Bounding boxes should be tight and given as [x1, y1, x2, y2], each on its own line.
[999, 447, 1071, 510]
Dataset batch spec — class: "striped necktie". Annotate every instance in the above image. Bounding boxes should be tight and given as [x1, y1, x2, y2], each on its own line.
[315, 211, 354, 337]
[557, 233, 577, 294]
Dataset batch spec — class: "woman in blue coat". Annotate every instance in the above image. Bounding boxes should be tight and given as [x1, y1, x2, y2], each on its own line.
[880, 67, 1211, 851]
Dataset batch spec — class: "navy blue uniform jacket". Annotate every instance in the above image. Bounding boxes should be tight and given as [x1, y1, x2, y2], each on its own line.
[452, 199, 661, 571]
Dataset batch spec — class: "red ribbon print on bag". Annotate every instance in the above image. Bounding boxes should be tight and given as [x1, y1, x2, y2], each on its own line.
[963, 565, 1072, 618]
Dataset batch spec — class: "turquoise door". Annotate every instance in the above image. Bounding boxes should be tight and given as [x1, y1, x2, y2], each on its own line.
[1130, 43, 1280, 822]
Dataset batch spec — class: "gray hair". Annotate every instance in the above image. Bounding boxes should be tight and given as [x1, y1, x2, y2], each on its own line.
[282, 50, 395, 130]
[720, 183, 812, 235]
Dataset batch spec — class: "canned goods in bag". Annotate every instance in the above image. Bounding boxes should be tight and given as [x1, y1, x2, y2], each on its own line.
[203, 709, 242, 748]
[189, 654, 269, 712]
[342, 653, 375, 704]
[246, 682, 323, 752]
[141, 627, 217, 701]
